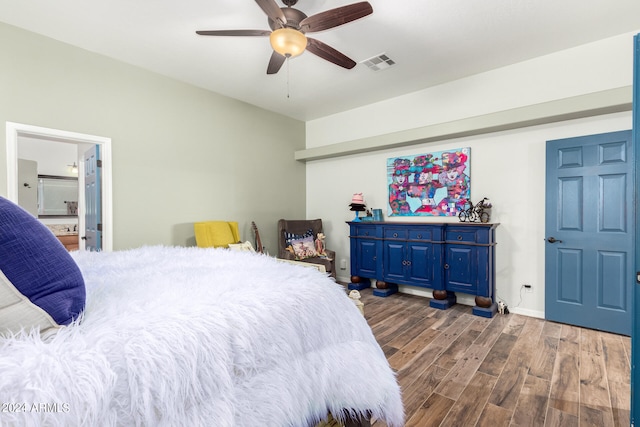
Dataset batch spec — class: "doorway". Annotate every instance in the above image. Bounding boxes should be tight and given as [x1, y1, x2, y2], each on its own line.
[5, 122, 113, 251]
[545, 130, 633, 336]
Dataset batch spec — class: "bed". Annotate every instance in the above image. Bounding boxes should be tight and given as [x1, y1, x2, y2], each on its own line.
[0, 197, 403, 427]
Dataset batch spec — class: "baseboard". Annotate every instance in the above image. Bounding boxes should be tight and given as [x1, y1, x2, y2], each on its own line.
[338, 278, 545, 319]
[508, 306, 544, 319]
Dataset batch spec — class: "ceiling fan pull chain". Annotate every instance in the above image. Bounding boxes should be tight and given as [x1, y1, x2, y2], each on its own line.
[286, 55, 290, 99]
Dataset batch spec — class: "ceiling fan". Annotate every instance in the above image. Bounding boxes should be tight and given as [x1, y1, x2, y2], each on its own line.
[196, 0, 373, 75]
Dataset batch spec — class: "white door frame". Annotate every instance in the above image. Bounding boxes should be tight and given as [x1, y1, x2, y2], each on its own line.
[6, 122, 113, 251]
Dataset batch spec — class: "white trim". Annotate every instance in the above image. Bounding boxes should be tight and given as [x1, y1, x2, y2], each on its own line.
[6, 122, 113, 252]
[296, 86, 632, 161]
[508, 307, 545, 319]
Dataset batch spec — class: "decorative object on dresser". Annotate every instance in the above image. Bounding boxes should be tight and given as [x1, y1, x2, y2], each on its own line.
[278, 218, 336, 278]
[458, 197, 492, 223]
[348, 221, 499, 317]
[348, 193, 366, 222]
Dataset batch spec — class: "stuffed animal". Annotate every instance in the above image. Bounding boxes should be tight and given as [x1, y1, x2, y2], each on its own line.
[498, 300, 509, 315]
[315, 233, 327, 257]
[348, 290, 365, 316]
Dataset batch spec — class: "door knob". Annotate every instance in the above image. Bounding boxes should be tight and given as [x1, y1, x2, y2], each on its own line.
[546, 237, 563, 243]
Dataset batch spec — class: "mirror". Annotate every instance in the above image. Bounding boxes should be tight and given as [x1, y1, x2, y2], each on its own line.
[37, 175, 78, 217]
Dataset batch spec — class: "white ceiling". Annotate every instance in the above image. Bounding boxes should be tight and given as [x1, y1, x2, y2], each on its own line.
[1, 0, 640, 121]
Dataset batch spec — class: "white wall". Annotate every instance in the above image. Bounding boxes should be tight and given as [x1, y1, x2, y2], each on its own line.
[0, 22, 306, 252]
[306, 31, 636, 147]
[18, 137, 79, 177]
[17, 136, 81, 226]
[305, 31, 639, 318]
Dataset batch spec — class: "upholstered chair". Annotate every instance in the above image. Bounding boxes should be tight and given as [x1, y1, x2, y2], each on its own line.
[277, 219, 336, 279]
[194, 221, 241, 248]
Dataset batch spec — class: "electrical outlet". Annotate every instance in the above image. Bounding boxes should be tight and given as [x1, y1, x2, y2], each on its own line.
[524, 284, 533, 293]
[340, 258, 347, 270]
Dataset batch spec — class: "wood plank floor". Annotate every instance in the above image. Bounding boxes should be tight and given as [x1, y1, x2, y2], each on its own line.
[357, 288, 631, 427]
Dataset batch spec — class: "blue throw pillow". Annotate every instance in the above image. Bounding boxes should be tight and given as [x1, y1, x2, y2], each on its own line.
[0, 197, 85, 334]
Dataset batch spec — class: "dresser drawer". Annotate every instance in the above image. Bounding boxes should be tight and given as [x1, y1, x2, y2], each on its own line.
[446, 226, 494, 244]
[384, 228, 408, 240]
[445, 229, 477, 243]
[354, 225, 377, 238]
[408, 228, 433, 241]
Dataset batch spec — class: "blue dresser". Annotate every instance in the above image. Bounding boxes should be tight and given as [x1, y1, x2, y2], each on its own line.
[348, 221, 499, 317]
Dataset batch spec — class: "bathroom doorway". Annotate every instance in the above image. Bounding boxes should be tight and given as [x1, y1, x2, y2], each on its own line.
[6, 122, 113, 251]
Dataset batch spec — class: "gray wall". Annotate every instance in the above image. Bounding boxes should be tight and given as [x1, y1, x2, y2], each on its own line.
[0, 22, 306, 252]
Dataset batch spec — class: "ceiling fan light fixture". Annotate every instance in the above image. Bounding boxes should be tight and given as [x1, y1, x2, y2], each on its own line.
[269, 28, 307, 57]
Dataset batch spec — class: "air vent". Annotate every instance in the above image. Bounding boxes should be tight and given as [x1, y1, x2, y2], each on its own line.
[361, 53, 396, 71]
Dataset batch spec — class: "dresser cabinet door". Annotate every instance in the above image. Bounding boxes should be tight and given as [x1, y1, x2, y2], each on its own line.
[407, 242, 434, 287]
[383, 241, 406, 282]
[445, 244, 478, 294]
[382, 241, 435, 287]
[357, 239, 379, 277]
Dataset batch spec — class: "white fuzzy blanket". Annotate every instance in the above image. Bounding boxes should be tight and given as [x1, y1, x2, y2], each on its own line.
[0, 246, 403, 427]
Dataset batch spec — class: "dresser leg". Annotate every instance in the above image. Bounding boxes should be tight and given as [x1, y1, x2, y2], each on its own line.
[430, 290, 456, 309]
[472, 296, 498, 318]
[475, 296, 492, 308]
[348, 276, 371, 291]
[373, 281, 398, 297]
[432, 290, 447, 300]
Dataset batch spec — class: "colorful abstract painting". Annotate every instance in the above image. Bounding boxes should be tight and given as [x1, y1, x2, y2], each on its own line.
[387, 147, 471, 216]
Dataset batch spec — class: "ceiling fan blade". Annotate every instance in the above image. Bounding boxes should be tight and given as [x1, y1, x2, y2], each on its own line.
[300, 2, 373, 33]
[266, 51, 286, 74]
[196, 29, 271, 36]
[306, 38, 356, 69]
[255, 0, 287, 27]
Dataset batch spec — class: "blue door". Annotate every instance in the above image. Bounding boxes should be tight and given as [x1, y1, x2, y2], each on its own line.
[631, 32, 639, 427]
[83, 145, 101, 251]
[545, 130, 633, 336]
